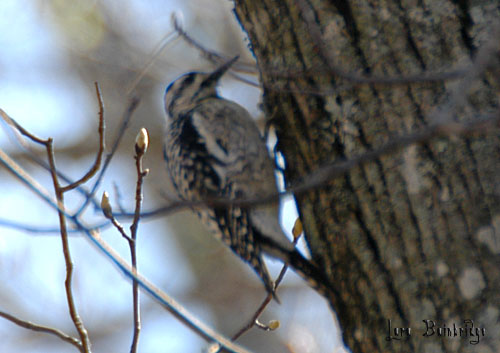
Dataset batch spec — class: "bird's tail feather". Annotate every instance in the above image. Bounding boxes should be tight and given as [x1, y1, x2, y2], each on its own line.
[258, 235, 336, 298]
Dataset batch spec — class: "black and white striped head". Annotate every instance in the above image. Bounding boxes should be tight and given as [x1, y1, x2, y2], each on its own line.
[164, 56, 238, 119]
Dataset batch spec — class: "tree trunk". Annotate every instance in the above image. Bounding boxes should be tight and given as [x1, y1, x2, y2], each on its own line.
[234, 1, 500, 352]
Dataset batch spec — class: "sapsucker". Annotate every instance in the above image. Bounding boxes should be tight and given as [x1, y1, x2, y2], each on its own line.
[163, 56, 333, 299]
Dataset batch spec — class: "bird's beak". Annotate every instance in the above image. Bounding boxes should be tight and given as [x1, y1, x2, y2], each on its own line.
[206, 55, 239, 83]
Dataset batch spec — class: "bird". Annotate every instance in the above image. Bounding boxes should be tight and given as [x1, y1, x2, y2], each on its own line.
[163, 56, 334, 299]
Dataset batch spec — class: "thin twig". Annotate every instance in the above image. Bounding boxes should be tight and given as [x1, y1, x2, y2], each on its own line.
[61, 83, 105, 192]
[36, 84, 110, 352]
[3, 110, 498, 353]
[230, 266, 288, 342]
[429, 23, 500, 125]
[1, 17, 499, 353]
[128, 129, 149, 353]
[86, 229, 252, 353]
[101, 130, 149, 353]
[292, 113, 500, 195]
[0, 161, 252, 353]
[0, 86, 262, 353]
[171, 14, 260, 87]
[6, 88, 110, 352]
[0, 109, 50, 144]
[44, 138, 91, 353]
[0, 109, 102, 210]
[152, 16, 500, 213]
[0, 310, 82, 350]
[76, 97, 140, 216]
[173, 6, 465, 94]
[172, 14, 258, 75]
[126, 30, 179, 95]
[109, 216, 132, 242]
[108, 108, 500, 218]
[0, 147, 65, 214]
[229, 232, 302, 343]
[265, 64, 465, 86]
[4, 107, 499, 235]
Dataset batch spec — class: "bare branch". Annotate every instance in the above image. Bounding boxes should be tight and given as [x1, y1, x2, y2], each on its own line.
[0, 119, 92, 352]
[172, 4, 466, 96]
[100, 128, 149, 353]
[0, 109, 50, 145]
[140, 18, 500, 216]
[61, 82, 105, 192]
[0, 109, 102, 210]
[171, 14, 260, 88]
[0, 147, 64, 214]
[1, 105, 100, 352]
[113, 219, 132, 241]
[229, 229, 303, 344]
[172, 14, 258, 75]
[106, 108, 500, 219]
[86, 229, 253, 353]
[0, 310, 82, 350]
[429, 23, 500, 124]
[44, 138, 91, 353]
[1, 14, 498, 353]
[76, 97, 140, 216]
[126, 30, 179, 95]
[128, 128, 150, 353]
[5, 106, 498, 236]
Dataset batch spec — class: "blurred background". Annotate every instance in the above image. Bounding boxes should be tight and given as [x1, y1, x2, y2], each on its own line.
[0, 0, 343, 352]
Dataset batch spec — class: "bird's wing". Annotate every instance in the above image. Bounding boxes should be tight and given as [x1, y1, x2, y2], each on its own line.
[192, 100, 295, 253]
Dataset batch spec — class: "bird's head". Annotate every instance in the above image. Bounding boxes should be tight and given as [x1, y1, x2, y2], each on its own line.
[164, 56, 239, 118]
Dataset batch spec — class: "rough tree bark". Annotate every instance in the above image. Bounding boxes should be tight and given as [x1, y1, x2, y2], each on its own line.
[234, 1, 500, 352]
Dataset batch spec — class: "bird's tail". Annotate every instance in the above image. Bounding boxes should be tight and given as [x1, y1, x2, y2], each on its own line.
[258, 236, 336, 298]
[285, 248, 336, 298]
